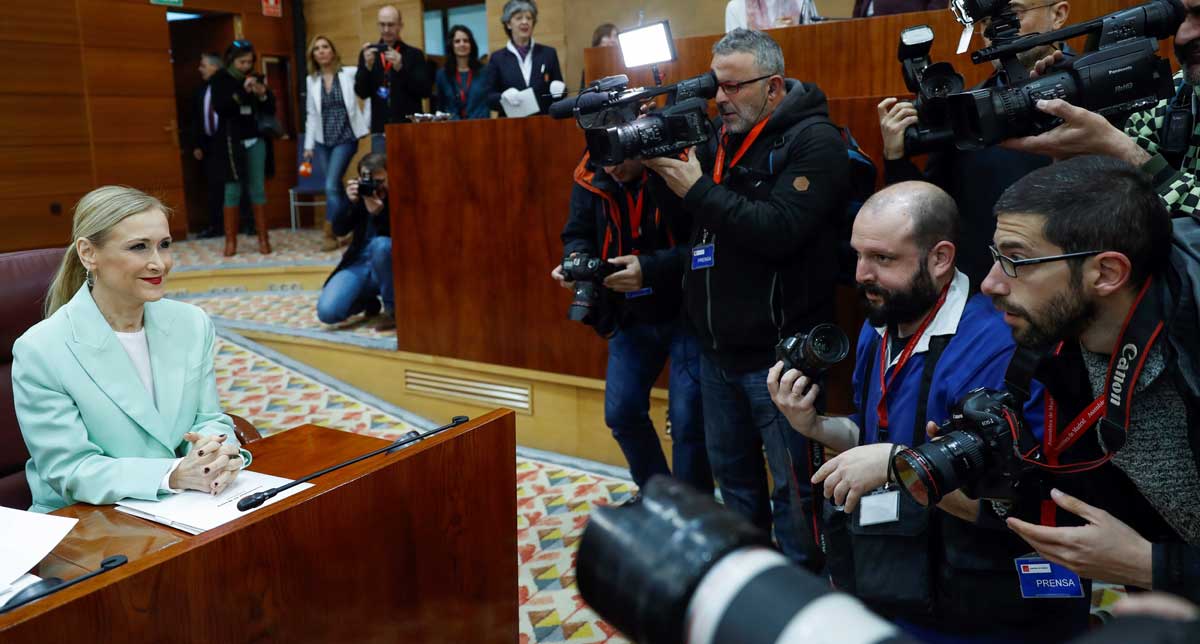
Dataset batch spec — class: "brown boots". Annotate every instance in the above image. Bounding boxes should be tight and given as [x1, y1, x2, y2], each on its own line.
[223, 205, 272, 257]
[321, 220, 339, 252]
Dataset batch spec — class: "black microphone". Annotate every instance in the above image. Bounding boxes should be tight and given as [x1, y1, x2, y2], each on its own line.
[549, 91, 615, 119]
[236, 416, 470, 512]
[0, 555, 127, 614]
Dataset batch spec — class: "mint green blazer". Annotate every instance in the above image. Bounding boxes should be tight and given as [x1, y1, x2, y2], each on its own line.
[12, 285, 250, 513]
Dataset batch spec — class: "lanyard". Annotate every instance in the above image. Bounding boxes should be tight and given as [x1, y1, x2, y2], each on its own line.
[875, 281, 951, 439]
[457, 69, 473, 115]
[625, 180, 645, 242]
[713, 119, 769, 184]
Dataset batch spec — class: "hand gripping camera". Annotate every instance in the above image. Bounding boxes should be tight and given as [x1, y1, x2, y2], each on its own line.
[561, 254, 621, 333]
[899, 0, 1185, 153]
[549, 72, 719, 164]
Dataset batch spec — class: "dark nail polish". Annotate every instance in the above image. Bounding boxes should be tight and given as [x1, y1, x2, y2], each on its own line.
[198, 450, 205, 456]
[204, 467, 210, 474]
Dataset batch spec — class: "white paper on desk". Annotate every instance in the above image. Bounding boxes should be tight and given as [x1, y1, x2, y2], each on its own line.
[502, 87, 540, 117]
[0, 574, 42, 607]
[114, 470, 314, 535]
[0, 507, 78, 587]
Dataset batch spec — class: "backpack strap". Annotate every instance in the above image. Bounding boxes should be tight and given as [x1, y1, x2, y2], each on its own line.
[912, 335, 951, 448]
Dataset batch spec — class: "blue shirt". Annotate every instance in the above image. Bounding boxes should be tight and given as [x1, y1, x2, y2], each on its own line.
[851, 271, 1037, 446]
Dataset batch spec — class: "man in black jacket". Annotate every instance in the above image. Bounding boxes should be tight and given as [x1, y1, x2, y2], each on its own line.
[189, 52, 224, 238]
[878, 0, 1071, 287]
[317, 152, 395, 331]
[550, 154, 711, 494]
[645, 28, 849, 566]
[982, 156, 1200, 604]
[355, 5, 432, 154]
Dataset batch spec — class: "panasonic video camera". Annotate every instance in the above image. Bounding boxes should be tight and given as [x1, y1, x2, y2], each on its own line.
[898, 0, 1184, 153]
[548, 72, 719, 165]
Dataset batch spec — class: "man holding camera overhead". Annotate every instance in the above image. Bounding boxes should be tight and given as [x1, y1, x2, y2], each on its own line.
[355, 5, 432, 153]
[768, 181, 1090, 642]
[549, 154, 711, 496]
[643, 28, 848, 568]
[877, 0, 1071, 287]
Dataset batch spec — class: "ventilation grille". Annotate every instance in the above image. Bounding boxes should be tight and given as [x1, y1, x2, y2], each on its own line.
[405, 370, 532, 413]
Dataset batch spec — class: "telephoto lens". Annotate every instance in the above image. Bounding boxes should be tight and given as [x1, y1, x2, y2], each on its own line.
[577, 476, 912, 644]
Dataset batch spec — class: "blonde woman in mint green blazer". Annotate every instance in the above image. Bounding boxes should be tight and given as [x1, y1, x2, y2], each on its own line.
[13, 187, 251, 513]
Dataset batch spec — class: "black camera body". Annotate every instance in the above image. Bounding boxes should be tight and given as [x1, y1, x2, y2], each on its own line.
[357, 177, 381, 197]
[561, 254, 622, 333]
[774, 323, 851, 378]
[550, 72, 719, 164]
[898, 0, 1184, 153]
[892, 388, 1038, 515]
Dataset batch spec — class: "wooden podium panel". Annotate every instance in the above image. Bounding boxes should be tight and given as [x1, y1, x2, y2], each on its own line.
[0, 411, 518, 643]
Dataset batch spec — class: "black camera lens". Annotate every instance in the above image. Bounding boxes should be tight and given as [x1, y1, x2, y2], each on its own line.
[893, 430, 986, 506]
[776, 323, 850, 378]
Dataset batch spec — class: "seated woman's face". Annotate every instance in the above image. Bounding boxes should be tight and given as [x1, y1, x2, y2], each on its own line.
[507, 11, 535, 41]
[91, 209, 173, 304]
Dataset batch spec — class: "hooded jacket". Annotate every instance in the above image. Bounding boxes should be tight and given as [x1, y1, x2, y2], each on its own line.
[674, 79, 849, 372]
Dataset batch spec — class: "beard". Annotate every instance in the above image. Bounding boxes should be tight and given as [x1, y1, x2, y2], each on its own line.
[992, 277, 1095, 349]
[1176, 39, 1200, 87]
[858, 260, 941, 329]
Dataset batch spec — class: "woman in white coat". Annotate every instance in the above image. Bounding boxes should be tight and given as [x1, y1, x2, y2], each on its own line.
[304, 35, 370, 251]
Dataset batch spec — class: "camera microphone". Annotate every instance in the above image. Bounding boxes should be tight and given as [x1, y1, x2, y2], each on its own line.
[549, 91, 615, 119]
[236, 416, 470, 512]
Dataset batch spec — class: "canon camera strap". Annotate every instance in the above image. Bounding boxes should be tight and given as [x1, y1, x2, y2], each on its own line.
[1004, 278, 1165, 471]
[1159, 81, 1194, 171]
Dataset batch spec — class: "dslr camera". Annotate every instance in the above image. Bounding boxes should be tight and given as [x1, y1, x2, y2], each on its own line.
[561, 254, 621, 334]
[898, 0, 1184, 153]
[891, 387, 1038, 514]
[549, 72, 719, 164]
[774, 323, 850, 378]
[357, 177, 382, 198]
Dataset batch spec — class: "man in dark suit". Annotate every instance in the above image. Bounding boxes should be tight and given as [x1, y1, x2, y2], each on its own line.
[485, 0, 564, 116]
[354, 5, 432, 154]
[189, 53, 224, 239]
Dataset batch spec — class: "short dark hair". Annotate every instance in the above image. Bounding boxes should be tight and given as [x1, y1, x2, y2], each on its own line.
[443, 25, 482, 75]
[994, 155, 1171, 286]
[358, 152, 387, 176]
[591, 23, 617, 47]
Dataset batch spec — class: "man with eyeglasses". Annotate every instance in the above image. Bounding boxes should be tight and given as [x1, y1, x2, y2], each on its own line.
[769, 181, 1090, 643]
[1002, 0, 1200, 222]
[878, 0, 1072, 288]
[983, 155, 1200, 605]
[355, 5, 432, 153]
[643, 28, 849, 570]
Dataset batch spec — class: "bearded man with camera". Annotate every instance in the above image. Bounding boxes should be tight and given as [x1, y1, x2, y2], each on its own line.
[550, 154, 711, 496]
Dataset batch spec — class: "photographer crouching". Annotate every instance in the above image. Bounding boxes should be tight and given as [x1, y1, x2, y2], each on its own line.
[643, 28, 849, 567]
[316, 153, 395, 331]
[550, 154, 712, 495]
[768, 181, 1090, 642]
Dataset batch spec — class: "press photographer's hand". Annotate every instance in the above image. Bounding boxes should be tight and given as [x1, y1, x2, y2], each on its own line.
[550, 263, 575, 290]
[346, 178, 360, 203]
[643, 148, 703, 198]
[1001, 99, 1151, 164]
[811, 443, 894, 513]
[362, 43, 378, 70]
[878, 98, 918, 161]
[603, 255, 643, 292]
[767, 361, 820, 437]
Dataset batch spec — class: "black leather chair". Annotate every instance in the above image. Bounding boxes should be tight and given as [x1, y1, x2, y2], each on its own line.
[0, 248, 65, 509]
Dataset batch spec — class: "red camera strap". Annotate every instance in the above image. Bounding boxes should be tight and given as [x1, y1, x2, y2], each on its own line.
[875, 281, 951, 437]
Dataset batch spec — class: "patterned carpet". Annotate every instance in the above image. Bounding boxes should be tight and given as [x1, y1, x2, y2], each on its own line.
[174, 228, 340, 269]
[191, 291, 394, 344]
[213, 331, 630, 643]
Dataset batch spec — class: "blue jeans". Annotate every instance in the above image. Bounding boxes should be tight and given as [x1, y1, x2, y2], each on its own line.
[313, 141, 357, 223]
[700, 354, 816, 565]
[605, 322, 711, 494]
[316, 236, 394, 323]
[370, 133, 386, 155]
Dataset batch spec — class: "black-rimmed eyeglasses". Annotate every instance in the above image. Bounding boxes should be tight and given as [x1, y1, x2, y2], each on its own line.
[717, 74, 774, 96]
[989, 245, 1103, 278]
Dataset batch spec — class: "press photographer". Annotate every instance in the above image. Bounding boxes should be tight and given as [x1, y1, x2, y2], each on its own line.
[316, 153, 395, 331]
[879, 0, 1072, 286]
[640, 28, 850, 567]
[768, 181, 1090, 641]
[971, 156, 1200, 603]
[549, 154, 712, 496]
[575, 475, 1200, 644]
[1003, 0, 1200, 220]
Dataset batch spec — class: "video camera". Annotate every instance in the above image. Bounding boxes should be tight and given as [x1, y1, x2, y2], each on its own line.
[899, 0, 1184, 153]
[548, 72, 719, 165]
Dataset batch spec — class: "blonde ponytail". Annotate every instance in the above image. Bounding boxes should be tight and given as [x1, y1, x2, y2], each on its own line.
[44, 186, 170, 318]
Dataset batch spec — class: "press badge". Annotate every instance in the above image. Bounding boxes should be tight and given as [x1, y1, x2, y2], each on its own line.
[691, 244, 715, 270]
[239, 105, 253, 115]
[858, 489, 900, 526]
[625, 287, 653, 299]
[376, 86, 390, 99]
[1014, 555, 1084, 599]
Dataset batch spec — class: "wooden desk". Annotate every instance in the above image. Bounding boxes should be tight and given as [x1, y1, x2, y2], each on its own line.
[0, 411, 518, 643]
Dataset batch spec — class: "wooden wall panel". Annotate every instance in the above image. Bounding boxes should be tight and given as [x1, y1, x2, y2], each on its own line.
[81, 48, 177, 97]
[0, 212, 76, 252]
[0, 1, 81, 45]
[11, 44, 86, 96]
[77, 0, 171, 50]
[93, 144, 186, 190]
[88, 97, 180, 145]
[0, 147, 94, 200]
[0, 96, 89, 147]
